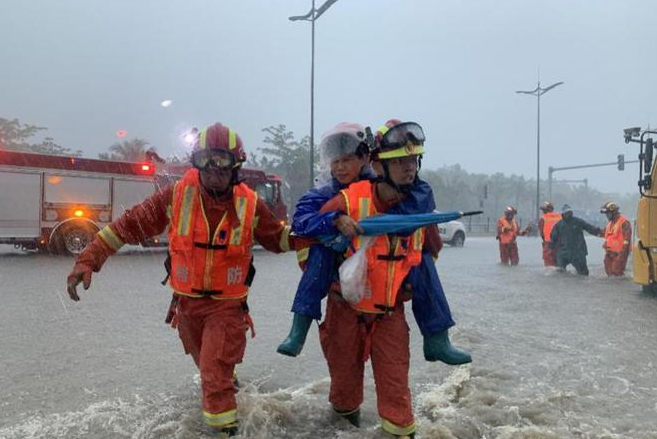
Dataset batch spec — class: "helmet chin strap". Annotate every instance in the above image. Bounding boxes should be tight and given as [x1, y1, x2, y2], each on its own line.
[200, 168, 240, 199]
[373, 160, 415, 194]
[372, 158, 420, 194]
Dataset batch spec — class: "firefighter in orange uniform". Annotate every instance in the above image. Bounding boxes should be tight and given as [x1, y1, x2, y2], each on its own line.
[66, 123, 292, 437]
[600, 202, 631, 276]
[496, 206, 526, 265]
[318, 120, 440, 439]
[538, 201, 561, 266]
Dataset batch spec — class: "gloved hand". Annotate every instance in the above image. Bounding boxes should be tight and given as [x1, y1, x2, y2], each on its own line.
[67, 263, 93, 301]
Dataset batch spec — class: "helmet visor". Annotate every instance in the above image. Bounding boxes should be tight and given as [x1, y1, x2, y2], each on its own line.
[191, 148, 236, 170]
[381, 122, 425, 150]
[321, 132, 366, 165]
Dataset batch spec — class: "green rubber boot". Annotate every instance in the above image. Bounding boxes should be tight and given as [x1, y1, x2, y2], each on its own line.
[277, 313, 313, 357]
[423, 329, 472, 365]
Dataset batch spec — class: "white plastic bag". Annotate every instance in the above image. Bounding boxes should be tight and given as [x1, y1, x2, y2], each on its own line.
[339, 236, 374, 303]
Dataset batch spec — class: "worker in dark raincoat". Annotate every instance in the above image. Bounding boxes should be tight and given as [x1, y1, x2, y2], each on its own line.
[549, 204, 603, 275]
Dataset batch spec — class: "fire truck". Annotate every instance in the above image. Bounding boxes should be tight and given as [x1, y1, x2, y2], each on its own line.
[0, 150, 162, 255]
[0, 150, 288, 255]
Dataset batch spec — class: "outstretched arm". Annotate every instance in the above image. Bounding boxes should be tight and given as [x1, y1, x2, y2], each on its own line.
[67, 185, 173, 300]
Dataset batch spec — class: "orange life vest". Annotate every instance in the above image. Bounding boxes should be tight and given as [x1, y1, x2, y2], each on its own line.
[341, 180, 424, 314]
[498, 217, 519, 244]
[604, 215, 630, 253]
[541, 212, 562, 243]
[168, 169, 257, 299]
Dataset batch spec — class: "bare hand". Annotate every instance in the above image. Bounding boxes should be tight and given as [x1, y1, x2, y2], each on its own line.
[334, 215, 363, 237]
[66, 264, 93, 301]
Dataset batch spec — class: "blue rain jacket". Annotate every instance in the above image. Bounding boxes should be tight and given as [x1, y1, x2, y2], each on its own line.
[291, 174, 455, 336]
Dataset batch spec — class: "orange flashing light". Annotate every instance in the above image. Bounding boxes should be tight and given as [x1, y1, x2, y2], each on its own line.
[140, 163, 154, 175]
[74, 209, 85, 218]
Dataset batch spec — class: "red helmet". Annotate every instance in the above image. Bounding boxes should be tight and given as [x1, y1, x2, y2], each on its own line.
[372, 119, 425, 161]
[191, 123, 246, 169]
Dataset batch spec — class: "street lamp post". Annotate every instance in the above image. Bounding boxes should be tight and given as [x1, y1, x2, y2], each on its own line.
[289, 0, 340, 188]
[516, 80, 563, 221]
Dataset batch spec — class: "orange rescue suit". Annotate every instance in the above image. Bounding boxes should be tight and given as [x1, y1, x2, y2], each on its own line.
[497, 217, 519, 244]
[541, 212, 562, 242]
[169, 169, 257, 299]
[341, 180, 424, 314]
[604, 215, 630, 253]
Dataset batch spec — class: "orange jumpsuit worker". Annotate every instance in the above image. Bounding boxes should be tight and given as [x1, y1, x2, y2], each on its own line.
[600, 202, 631, 276]
[318, 119, 441, 439]
[496, 206, 526, 265]
[538, 201, 561, 267]
[66, 122, 292, 437]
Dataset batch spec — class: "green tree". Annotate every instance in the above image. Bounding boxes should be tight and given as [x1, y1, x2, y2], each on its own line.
[0, 117, 81, 156]
[99, 138, 154, 162]
[250, 124, 318, 210]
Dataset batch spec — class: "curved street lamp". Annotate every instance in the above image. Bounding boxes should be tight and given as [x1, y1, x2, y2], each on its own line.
[289, 0, 340, 188]
[516, 80, 564, 221]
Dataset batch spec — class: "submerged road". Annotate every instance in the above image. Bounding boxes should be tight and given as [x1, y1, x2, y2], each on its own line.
[1, 236, 656, 439]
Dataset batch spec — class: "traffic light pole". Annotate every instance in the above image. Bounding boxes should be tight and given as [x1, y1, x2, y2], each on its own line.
[548, 158, 638, 200]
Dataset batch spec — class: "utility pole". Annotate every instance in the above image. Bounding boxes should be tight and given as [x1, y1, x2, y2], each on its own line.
[289, 0, 341, 188]
[516, 79, 564, 221]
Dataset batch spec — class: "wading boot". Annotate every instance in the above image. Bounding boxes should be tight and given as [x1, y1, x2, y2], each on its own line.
[276, 313, 313, 357]
[334, 407, 360, 427]
[423, 329, 472, 365]
[206, 424, 238, 438]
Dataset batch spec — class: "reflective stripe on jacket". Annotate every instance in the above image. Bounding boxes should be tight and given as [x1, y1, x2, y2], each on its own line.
[341, 180, 424, 314]
[497, 217, 519, 244]
[542, 212, 562, 243]
[168, 169, 257, 299]
[604, 215, 629, 253]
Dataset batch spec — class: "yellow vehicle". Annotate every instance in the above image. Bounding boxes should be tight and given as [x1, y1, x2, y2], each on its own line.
[625, 127, 657, 291]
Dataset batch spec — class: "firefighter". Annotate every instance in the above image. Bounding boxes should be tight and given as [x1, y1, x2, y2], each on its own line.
[600, 202, 632, 276]
[538, 201, 561, 267]
[549, 204, 602, 276]
[277, 121, 471, 368]
[66, 122, 292, 437]
[496, 206, 526, 265]
[316, 120, 442, 439]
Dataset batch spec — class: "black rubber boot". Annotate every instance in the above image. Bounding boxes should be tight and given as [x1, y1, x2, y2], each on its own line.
[206, 424, 238, 437]
[276, 313, 313, 357]
[423, 329, 472, 365]
[334, 407, 360, 427]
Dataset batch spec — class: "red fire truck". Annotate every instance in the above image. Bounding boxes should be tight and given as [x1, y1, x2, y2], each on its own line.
[0, 150, 161, 255]
[0, 150, 288, 255]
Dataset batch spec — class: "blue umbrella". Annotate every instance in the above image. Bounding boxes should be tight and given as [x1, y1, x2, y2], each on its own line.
[320, 210, 482, 252]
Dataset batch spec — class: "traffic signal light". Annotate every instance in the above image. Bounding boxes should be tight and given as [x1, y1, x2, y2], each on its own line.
[617, 154, 625, 171]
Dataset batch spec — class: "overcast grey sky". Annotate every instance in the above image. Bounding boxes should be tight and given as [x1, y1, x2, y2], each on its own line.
[1, 0, 655, 194]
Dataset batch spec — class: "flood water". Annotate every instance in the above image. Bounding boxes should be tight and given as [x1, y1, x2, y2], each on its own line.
[1, 236, 656, 439]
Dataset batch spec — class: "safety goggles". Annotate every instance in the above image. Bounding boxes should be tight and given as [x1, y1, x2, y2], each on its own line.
[191, 148, 237, 171]
[380, 122, 425, 150]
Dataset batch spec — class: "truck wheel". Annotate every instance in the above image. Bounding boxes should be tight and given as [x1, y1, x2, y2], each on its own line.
[450, 231, 465, 247]
[51, 224, 97, 256]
